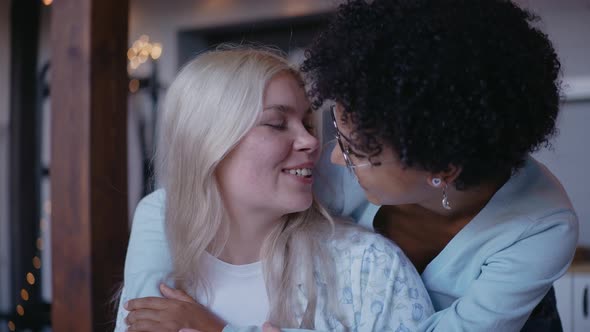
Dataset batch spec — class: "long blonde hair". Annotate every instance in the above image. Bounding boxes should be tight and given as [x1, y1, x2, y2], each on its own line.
[156, 45, 345, 328]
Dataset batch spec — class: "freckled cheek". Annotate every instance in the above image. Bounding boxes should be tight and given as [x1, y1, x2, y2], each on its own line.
[260, 141, 294, 165]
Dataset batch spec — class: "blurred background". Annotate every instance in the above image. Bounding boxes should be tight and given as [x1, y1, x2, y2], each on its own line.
[0, 0, 588, 331]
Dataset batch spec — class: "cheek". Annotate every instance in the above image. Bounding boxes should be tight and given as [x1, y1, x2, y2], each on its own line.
[358, 168, 421, 198]
[240, 137, 291, 172]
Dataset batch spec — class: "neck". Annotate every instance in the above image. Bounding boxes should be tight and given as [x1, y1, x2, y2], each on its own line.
[216, 209, 281, 265]
[399, 177, 507, 225]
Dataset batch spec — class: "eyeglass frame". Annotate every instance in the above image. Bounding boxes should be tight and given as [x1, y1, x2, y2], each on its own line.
[330, 105, 381, 174]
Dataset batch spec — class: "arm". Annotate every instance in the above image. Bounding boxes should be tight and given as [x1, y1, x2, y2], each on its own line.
[420, 212, 578, 332]
[351, 237, 435, 331]
[115, 190, 173, 331]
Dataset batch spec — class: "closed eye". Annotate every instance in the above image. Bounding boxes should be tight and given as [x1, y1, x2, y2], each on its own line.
[265, 122, 287, 130]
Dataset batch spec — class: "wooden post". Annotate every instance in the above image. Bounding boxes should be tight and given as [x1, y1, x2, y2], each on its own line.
[50, 0, 129, 330]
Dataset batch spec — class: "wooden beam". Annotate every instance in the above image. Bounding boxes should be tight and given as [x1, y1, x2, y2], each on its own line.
[50, 0, 129, 330]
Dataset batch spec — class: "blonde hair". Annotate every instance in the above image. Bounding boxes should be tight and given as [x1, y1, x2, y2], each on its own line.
[156, 45, 346, 329]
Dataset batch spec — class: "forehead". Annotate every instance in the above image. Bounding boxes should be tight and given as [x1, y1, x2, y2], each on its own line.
[333, 104, 354, 133]
[263, 73, 309, 114]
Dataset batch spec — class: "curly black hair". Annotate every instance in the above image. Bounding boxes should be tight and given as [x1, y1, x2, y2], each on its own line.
[301, 0, 561, 190]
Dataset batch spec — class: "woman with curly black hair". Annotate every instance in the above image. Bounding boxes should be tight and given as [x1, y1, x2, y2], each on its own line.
[304, 0, 577, 331]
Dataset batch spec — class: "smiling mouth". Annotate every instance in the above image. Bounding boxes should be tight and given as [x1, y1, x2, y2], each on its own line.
[282, 168, 313, 178]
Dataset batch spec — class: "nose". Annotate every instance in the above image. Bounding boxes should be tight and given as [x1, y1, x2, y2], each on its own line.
[294, 127, 320, 154]
[330, 140, 346, 166]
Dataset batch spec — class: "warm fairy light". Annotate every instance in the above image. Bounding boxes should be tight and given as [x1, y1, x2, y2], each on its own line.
[20, 289, 29, 301]
[151, 43, 162, 60]
[42, 0, 53, 6]
[130, 58, 140, 70]
[7, 321, 15, 331]
[33, 256, 42, 269]
[132, 40, 142, 51]
[129, 79, 140, 93]
[16, 305, 24, 316]
[127, 36, 162, 71]
[127, 49, 135, 61]
[26, 273, 35, 285]
[138, 52, 149, 64]
[37, 238, 43, 250]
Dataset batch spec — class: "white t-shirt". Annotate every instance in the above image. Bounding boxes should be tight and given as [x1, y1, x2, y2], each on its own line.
[196, 253, 269, 327]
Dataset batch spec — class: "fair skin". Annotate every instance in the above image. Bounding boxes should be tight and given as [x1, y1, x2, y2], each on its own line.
[125, 73, 319, 332]
[215, 72, 318, 264]
[331, 105, 505, 272]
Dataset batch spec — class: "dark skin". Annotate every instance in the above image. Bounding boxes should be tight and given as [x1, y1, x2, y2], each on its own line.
[374, 200, 490, 273]
[373, 171, 507, 273]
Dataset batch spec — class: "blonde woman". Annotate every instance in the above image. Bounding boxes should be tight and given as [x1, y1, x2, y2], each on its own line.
[114, 46, 433, 332]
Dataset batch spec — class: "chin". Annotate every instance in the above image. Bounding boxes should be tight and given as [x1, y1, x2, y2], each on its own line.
[283, 196, 314, 214]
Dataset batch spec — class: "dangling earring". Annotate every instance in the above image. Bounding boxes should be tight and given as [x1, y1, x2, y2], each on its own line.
[431, 178, 442, 187]
[442, 184, 451, 210]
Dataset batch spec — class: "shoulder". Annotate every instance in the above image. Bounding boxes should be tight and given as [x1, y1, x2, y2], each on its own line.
[130, 189, 167, 232]
[326, 222, 434, 325]
[125, 188, 171, 276]
[134, 189, 166, 219]
[329, 222, 414, 276]
[480, 157, 578, 244]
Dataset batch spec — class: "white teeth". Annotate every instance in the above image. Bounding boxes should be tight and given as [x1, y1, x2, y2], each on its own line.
[287, 168, 312, 177]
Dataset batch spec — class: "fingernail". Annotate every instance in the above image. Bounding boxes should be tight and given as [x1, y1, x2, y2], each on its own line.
[124, 301, 129, 309]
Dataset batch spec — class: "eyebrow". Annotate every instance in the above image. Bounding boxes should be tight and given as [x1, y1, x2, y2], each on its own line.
[264, 104, 312, 115]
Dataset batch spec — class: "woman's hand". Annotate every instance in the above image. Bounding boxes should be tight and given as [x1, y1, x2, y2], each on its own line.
[179, 322, 280, 332]
[125, 283, 226, 332]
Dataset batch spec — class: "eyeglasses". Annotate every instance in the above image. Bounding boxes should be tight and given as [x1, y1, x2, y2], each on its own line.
[330, 106, 375, 177]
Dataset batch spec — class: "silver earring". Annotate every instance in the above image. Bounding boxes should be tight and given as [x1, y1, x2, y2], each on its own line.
[442, 184, 451, 210]
[431, 178, 442, 187]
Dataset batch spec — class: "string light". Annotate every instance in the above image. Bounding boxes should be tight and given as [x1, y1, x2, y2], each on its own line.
[127, 35, 163, 72]
[26, 272, 35, 285]
[129, 79, 140, 93]
[11, 199, 49, 330]
[33, 256, 42, 269]
[20, 289, 29, 301]
[151, 43, 163, 60]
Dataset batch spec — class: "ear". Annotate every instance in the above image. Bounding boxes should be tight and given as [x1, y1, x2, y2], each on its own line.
[427, 164, 463, 188]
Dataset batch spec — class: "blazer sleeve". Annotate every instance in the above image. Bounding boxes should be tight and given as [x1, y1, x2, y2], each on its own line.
[419, 211, 578, 332]
[114, 189, 172, 331]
